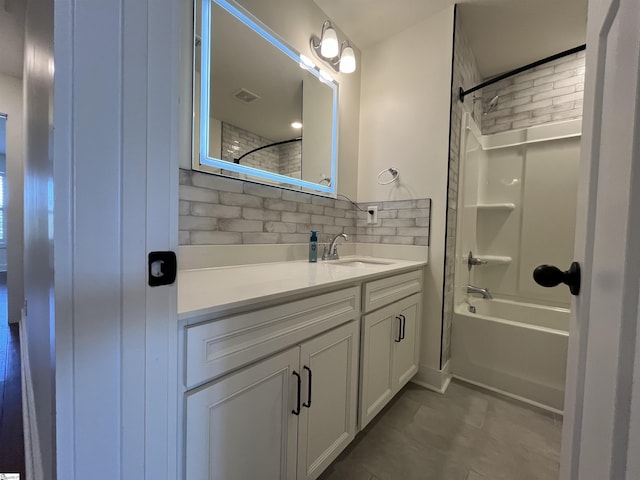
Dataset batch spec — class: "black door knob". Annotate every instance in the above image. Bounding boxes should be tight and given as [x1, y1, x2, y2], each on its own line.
[533, 262, 581, 296]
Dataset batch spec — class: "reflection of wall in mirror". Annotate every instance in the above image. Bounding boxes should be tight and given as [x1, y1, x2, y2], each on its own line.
[192, 72, 222, 159]
[302, 77, 333, 186]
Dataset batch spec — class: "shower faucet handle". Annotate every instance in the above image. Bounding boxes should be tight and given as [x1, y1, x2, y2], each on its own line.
[467, 251, 488, 270]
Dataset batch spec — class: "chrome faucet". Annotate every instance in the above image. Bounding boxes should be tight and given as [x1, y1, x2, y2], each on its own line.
[322, 233, 349, 260]
[467, 284, 493, 299]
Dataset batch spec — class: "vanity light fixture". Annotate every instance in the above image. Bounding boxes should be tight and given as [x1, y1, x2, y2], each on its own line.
[310, 21, 357, 74]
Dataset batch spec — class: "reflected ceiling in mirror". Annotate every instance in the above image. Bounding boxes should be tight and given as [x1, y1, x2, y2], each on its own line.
[194, 0, 339, 195]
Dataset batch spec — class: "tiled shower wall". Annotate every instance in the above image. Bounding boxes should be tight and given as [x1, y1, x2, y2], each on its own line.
[444, 19, 585, 368]
[481, 52, 585, 134]
[179, 168, 430, 247]
[220, 122, 302, 176]
[442, 12, 483, 367]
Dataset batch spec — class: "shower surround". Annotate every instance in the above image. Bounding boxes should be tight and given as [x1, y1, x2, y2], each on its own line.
[451, 113, 580, 411]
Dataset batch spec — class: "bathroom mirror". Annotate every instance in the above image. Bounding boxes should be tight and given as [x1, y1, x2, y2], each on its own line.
[193, 0, 339, 195]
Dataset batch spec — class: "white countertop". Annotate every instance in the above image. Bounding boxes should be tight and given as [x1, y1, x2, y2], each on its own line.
[178, 256, 426, 323]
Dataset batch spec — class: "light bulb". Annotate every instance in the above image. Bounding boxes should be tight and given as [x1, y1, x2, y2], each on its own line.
[291, 121, 303, 129]
[320, 26, 339, 58]
[339, 45, 356, 73]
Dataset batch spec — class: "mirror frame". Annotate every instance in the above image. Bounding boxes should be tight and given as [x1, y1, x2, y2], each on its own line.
[195, 0, 339, 195]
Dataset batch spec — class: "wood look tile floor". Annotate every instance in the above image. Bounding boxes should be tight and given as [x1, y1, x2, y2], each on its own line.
[0, 282, 25, 478]
[320, 380, 562, 480]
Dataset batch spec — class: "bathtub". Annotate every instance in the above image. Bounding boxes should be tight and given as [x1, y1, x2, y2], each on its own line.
[451, 298, 569, 412]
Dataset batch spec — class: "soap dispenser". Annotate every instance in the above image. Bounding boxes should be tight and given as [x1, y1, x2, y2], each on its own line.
[309, 230, 318, 263]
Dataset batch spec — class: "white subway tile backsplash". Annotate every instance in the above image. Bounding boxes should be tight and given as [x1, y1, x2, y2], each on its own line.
[179, 231, 190, 245]
[179, 216, 218, 231]
[191, 203, 241, 218]
[381, 218, 416, 227]
[218, 219, 263, 232]
[281, 212, 311, 224]
[219, 192, 264, 208]
[243, 182, 283, 199]
[310, 214, 334, 226]
[397, 208, 430, 219]
[264, 222, 297, 233]
[381, 236, 414, 245]
[179, 169, 431, 248]
[192, 171, 243, 193]
[242, 208, 281, 221]
[263, 198, 298, 212]
[323, 207, 347, 218]
[279, 190, 309, 204]
[179, 185, 219, 203]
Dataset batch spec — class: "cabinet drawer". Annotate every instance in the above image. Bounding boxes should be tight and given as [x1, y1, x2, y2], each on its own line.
[185, 286, 360, 389]
[363, 269, 422, 313]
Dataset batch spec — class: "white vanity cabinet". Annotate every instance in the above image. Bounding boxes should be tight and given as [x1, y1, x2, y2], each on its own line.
[179, 262, 426, 479]
[359, 271, 422, 428]
[185, 346, 300, 480]
[182, 287, 361, 480]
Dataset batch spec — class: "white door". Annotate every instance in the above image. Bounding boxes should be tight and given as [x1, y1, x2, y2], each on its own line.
[185, 347, 300, 480]
[53, 0, 180, 478]
[560, 0, 640, 478]
[360, 303, 397, 428]
[297, 321, 360, 480]
[392, 294, 421, 389]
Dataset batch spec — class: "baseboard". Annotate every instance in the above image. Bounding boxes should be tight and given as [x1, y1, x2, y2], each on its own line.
[410, 360, 452, 394]
[20, 317, 44, 480]
[452, 374, 564, 416]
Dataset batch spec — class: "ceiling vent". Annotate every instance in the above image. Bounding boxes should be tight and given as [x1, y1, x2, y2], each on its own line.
[232, 88, 261, 104]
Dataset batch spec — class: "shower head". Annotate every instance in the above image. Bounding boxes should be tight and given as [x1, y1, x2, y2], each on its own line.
[484, 95, 499, 115]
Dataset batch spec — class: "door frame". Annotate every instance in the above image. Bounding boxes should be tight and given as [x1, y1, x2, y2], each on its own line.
[561, 0, 640, 478]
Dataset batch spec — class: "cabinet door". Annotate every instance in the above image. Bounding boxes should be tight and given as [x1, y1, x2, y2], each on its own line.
[392, 293, 421, 389]
[185, 347, 300, 480]
[297, 321, 360, 480]
[359, 303, 397, 429]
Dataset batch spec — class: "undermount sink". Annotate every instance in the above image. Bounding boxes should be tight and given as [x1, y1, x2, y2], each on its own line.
[328, 258, 394, 267]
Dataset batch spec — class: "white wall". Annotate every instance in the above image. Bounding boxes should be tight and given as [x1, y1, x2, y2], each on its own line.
[0, 72, 24, 323]
[357, 6, 455, 380]
[23, 0, 54, 475]
[180, 0, 361, 199]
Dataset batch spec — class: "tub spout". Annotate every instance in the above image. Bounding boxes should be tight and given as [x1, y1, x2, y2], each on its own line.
[467, 284, 493, 299]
